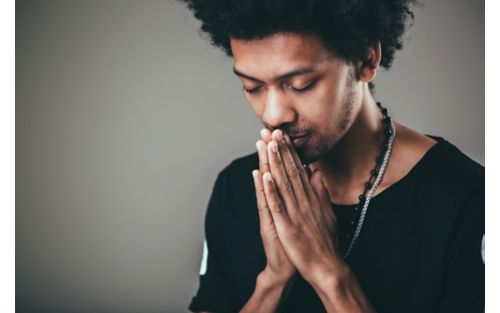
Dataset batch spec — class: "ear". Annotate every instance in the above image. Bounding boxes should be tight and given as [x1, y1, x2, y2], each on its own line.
[355, 42, 382, 83]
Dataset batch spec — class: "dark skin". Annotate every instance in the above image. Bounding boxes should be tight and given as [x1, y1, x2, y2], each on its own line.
[199, 32, 436, 313]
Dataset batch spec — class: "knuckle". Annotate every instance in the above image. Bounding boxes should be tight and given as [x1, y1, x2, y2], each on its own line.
[259, 229, 266, 238]
[285, 225, 300, 240]
[259, 161, 269, 170]
[298, 199, 310, 211]
[289, 168, 301, 178]
[292, 224, 303, 236]
[271, 154, 282, 165]
[257, 199, 266, 210]
[278, 180, 292, 192]
[279, 142, 289, 153]
[259, 226, 272, 238]
[263, 203, 270, 211]
[272, 202, 285, 213]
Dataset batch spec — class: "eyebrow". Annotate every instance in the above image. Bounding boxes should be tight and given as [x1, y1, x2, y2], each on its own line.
[232, 66, 317, 84]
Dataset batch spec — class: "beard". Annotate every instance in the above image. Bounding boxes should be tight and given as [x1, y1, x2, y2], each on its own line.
[296, 70, 357, 165]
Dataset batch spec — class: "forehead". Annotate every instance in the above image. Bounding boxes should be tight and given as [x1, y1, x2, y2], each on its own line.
[230, 32, 338, 78]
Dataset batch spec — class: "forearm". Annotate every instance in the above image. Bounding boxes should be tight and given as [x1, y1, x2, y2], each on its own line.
[311, 266, 377, 313]
[240, 271, 293, 313]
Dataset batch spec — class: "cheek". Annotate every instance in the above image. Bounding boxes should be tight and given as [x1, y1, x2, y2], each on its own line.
[298, 89, 339, 132]
[317, 77, 341, 102]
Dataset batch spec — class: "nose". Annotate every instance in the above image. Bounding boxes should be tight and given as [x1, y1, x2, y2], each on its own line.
[261, 88, 297, 129]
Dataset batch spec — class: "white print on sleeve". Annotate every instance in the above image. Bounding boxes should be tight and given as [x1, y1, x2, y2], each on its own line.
[199, 239, 208, 275]
[481, 234, 485, 264]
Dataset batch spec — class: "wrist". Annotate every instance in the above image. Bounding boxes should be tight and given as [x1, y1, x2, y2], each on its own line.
[258, 268, 294, 290]
[308, 263, 377, 313]
[308, 259, 352, 295]
[240, 270, 295, 313]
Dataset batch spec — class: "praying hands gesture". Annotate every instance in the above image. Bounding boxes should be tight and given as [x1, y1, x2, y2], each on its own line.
[240, 129, 377, 313]
[254, 129, 345, 286]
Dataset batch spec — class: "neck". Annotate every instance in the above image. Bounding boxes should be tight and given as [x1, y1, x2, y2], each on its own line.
[309, 90, 386, 201]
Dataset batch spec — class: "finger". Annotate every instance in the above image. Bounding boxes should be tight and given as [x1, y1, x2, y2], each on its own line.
[272, 130, 310, 205]
[310, 170, 337, 223]
[262, 171, 291, 233]
[256, 140, 270, 173]
[310, 170, 331, 209]
[282, 133, 316, 201]
[252, 169, 276, 238]
[267, 140, 299, 218]
[260, 128, 272, 143]
[304, 165, 312, 180]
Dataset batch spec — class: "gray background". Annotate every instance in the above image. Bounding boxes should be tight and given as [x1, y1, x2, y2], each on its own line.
[16, 0, 484, 312]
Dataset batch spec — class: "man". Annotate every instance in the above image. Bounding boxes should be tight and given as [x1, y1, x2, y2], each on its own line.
[181, 1, 484, 312]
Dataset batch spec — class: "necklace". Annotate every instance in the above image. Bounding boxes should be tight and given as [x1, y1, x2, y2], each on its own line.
[342, 102, 396, 258]
[279, 102, 396, 307]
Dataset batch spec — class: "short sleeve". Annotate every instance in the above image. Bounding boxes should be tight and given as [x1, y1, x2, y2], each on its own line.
[188, 169, 238, 313]
[436, 186, 485, 312]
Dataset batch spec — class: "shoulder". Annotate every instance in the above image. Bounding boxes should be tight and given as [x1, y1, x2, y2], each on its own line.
[392, 123, 483, 186]
[204, 152, 261, 248]
[386, 123, 483, 224]
[207, 151, 259, 216]
[424, 136, 484, 193]
[225, 151, 259, 177]
[408, 135, 484, 222]
[382, 124, 483, 206]
[392, 123, 483, 194]
[212, 151, 258, 190]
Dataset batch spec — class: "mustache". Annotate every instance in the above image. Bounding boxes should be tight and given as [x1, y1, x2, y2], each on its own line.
[267, 127, 311, 138]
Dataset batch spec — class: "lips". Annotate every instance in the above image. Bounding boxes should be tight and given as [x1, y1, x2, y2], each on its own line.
[289, 134, 308, 140]
[289, 133, 310, 148]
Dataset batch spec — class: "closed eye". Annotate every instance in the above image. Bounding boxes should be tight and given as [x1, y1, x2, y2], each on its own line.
[243, 85, 262, 94]
[243, 79, 318, 94]
[289, 79, 318, 93]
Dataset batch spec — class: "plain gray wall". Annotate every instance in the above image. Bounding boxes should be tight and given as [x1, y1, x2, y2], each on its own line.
[16, 0, 484, 312]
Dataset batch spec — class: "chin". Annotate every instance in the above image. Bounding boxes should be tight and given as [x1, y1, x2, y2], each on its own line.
[298, 137, 335, 165]
[300, 152, 325, 165]
[296, 145, 326, 165]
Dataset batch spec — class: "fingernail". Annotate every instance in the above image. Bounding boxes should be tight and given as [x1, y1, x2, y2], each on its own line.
[270, 141, 278, 153]
[304, 166, 312, 178]
[284, 134, 291, 145]
[274, 129, 283, 141]
[314, 170, 322, 179]
[263, 171, 272, 182]
[260, 128, 268, 138]
[256, 140, 262, 150]
[252, 170, 259, 178]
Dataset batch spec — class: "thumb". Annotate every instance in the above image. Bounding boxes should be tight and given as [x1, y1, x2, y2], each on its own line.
[310, 170, 337, 227]
[303, 164, 312, 180]
[310, 170, 331, 209]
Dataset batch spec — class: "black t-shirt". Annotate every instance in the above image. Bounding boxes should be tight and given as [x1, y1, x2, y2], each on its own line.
[189, 136, 484, 313]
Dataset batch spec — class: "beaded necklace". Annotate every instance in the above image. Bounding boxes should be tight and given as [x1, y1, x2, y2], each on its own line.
[278, 103, 396, 310]
[342, 102, 396, 258]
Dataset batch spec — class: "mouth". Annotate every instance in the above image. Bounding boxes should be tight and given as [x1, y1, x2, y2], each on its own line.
[289, 133, 310, 148]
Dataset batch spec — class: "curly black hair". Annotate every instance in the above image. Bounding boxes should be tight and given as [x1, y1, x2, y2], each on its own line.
[180, 0, 419, 70]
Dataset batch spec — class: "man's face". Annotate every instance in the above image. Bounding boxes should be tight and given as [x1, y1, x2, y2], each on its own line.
[230, 32, 362, 164]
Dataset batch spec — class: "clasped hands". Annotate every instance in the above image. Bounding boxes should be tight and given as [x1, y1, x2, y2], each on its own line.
[252, 128, 348, 290]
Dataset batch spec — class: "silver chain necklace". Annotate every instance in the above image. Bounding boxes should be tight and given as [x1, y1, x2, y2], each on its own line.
[278, 105, 397, 310]
[342, 119, 396, 258]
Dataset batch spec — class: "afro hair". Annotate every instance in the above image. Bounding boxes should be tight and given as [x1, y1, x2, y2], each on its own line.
[180, 0, 419, 70]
